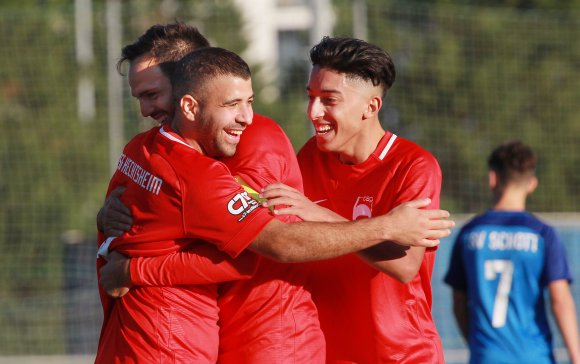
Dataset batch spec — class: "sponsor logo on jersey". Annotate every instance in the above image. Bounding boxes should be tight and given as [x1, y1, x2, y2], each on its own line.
[228, 191, 261, 222]
[352, 196, 373, 220]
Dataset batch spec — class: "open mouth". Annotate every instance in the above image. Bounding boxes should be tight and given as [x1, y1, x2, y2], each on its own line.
[224, 129, 244, 143]
[315, 124, 334, 135]
[225, 129, 243, 137]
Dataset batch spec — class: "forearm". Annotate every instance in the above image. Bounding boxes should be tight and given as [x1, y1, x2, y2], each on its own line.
[131, 247, 259, 286]
[250, 198, 448, 263]
[357, 245, 425, 283]
[250, 218, 385, 263]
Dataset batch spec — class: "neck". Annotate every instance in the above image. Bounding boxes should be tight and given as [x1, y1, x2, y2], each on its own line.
[338, 122, 385, 165]
[171, 119, 203, 154]
[492, 189, 527, 211]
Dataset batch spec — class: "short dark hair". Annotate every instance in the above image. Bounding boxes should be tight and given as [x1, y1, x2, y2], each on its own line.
[171, 47, 251, 103]
[309, 36, 396, 97]
[117, 21, 210, 76]
[488, 140, 537, 188]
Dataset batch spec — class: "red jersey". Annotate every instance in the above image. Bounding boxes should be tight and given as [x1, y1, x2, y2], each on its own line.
[127, 115, 325, 363]
[218, 115, 324, 363]
[95, 124, 275, 364]
[299, 131, 445, 364]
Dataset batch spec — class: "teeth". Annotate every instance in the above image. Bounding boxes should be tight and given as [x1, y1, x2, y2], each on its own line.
[316, 125, 332, 133]
[226, 129, 243, 136]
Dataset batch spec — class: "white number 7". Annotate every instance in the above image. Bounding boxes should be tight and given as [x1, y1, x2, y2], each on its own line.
[484, 260, 514, 328]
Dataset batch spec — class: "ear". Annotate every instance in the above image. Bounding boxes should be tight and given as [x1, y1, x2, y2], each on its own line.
[488, 170, 497, 190]
[363, 95, 382, 119]
[527, 175, 538, 194]
[180, 94, 199, 121]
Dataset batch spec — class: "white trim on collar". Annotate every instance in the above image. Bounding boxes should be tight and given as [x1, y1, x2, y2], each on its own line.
[378, 134, 397, 160]
[159, 126, 193, 149]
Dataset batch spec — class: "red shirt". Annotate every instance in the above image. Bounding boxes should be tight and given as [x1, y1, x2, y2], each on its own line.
[95, 124, 275, 364]
[127, 115, 325, 363]
[299, 132, 445, 364]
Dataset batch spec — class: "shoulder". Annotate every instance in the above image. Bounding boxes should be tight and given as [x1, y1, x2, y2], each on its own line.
[252, 113, 284, 132]
[391, 136, 440, 167]
[383, 136, 441, 186]
[153, 131, 231, 180]
[508, 212, 558, 238]
[526, 213, 561, 242]
[123, 126, 160, 149]
[240, 113, 293, 152]
[248, 114, 288, 141]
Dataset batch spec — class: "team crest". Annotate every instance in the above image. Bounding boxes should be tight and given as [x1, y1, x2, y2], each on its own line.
[352, 196, 373, 220]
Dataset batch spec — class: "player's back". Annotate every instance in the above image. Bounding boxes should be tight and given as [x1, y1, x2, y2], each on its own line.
[447, 210, 567, 364]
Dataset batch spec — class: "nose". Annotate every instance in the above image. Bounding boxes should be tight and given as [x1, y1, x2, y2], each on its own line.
[237, 103, 253, 126]
[307, 97, 323, 121]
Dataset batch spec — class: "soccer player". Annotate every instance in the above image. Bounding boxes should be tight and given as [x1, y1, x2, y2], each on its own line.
[96, 44, 453, 363]
[96, 23, 325, 363]
[444, 141, 580, 364]
[261, 36, 446, 363]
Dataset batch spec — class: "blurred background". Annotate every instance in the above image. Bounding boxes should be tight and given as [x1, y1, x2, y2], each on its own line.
[1, 0, 579, 363]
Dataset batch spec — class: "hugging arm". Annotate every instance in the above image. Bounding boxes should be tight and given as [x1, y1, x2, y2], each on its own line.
[97, 188, 259, 297]
[252, 186, 452, 263]
[261, 180, 453, 282]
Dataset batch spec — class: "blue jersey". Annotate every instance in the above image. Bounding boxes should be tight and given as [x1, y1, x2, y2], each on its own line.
[444, 210, 572, 364]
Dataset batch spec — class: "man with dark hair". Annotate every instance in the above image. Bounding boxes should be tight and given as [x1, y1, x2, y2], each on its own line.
[117, 22, 210, 126]
[445, 141, 580, 364]
[261, 36, 445, 363]
[96, 25, 454, 363]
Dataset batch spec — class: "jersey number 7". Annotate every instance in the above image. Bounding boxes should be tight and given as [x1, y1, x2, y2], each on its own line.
[484, 259, 514, 328]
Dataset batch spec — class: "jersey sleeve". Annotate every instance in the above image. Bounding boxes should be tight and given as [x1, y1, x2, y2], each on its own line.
[130, 244, 260, 286]
[542, 225, 573, 284]
[392, 151, 442, 210]
[181, 160, 275, 258]
[444, 229, 468, 291]
[390, 147, 442, 255]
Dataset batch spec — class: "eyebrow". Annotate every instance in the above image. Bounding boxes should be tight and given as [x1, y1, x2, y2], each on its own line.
[223, 94, 255, 104]
[306, 86, 342, 94]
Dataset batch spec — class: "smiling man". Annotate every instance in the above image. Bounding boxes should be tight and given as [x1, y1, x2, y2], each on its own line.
[302, 36, 446, 364]
[261, 36, 446, 363]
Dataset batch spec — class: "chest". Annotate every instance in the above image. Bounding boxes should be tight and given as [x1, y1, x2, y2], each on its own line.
[304, 165, 403, 220]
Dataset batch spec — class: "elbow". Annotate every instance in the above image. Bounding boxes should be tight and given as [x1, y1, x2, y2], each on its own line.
[394, 270, 416, 284]
[389, 264, 420, 284]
